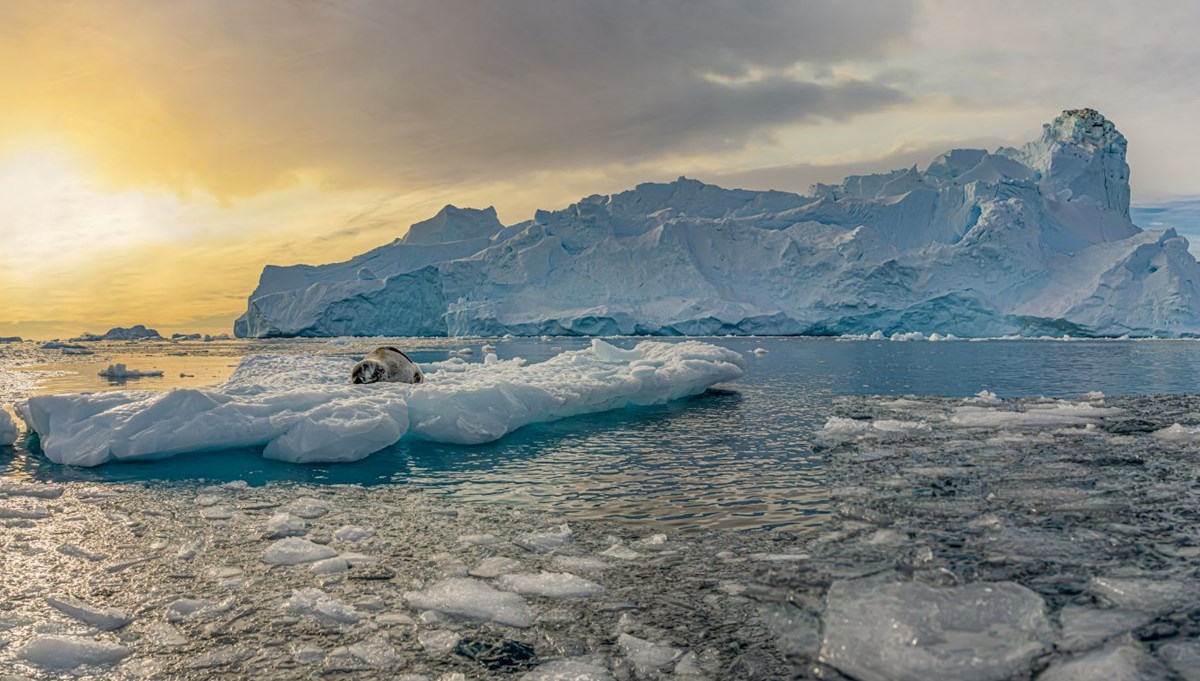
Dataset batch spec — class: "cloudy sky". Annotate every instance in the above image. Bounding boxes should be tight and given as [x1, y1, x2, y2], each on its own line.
[2, 0, 1199, 338]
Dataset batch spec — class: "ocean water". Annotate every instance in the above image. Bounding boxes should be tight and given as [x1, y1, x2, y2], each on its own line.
[6, 336, 1200, 531]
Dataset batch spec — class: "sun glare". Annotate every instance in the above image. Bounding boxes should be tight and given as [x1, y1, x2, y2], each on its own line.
[0, 145, 178, 269]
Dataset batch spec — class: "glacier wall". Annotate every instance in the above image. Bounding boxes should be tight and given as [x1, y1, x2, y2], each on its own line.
[235, 109, 1200, 338]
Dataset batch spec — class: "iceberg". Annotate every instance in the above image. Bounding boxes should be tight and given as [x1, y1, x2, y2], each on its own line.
[17, 340, 743, 466]
[236, 109, 1200, 339]
[0, 407, 17, 445]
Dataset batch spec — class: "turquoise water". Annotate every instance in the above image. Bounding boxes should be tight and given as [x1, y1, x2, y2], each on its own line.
[7, 337, 1200, 531]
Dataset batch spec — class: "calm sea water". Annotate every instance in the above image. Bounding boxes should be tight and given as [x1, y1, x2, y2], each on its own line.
[6, 337, 1200, 531]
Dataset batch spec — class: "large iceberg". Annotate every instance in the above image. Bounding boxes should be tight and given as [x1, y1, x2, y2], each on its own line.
[235, 109, 1200, 338]
[18, 340, 744, 466]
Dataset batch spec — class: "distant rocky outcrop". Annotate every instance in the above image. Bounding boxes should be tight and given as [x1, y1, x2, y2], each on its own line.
[72, 325, 164, 342]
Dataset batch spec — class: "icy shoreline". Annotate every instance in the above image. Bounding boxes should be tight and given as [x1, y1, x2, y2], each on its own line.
[0, 481, 796, 679]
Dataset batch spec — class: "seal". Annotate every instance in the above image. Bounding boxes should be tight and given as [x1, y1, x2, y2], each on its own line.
[351, 346, 424, 384]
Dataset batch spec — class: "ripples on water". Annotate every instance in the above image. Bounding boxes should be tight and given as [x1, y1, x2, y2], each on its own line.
[5, 336, 1200, 531]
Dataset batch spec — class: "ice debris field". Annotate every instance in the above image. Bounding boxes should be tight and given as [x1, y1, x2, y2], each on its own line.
[14, 339, 745, 467]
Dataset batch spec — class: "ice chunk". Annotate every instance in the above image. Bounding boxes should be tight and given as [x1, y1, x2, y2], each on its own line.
[617, 633, 682, 676]
[1058, 606, 1154, 652]
[311, 557, 349, 574]
[22, 340, 744, 465]
[265, 512, 307, 538]
[200, 505, 234, 520]
[165, 598, 228, 622]
[45, 594, 131, 631]
[821, 417, 932, 442]
[418, 629, 460, 654]
[334, 525, 375, 542]
[404, 578, 533, 628]
[1153, 423, 1200, 442]
[470, 556, 523, 578]
[600, 544, 640, 560]
[820, 580, 1050, 681]
[1159, 640, 1200, 681]
[285, 497, 330, 518]
[521, 659, 615, 681]
[348, 637, 400, 666]
[1037, 643, 1162, 681]
[497, 572, 605, 598]
[263, 537, 338, 565]
[949, 403, 1121, 430]
[0, 408, 20, 445]
[514, 524, 573, 552]
[459, 533, 501, 545]
[20, 635, 131, 668]
[285, 588, 361, 626]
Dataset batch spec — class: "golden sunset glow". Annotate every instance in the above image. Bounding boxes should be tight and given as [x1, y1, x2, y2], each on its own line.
[3, 1, 1200, 339]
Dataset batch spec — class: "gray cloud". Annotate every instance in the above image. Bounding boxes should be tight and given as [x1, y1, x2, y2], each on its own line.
[8, 0, 918, 193]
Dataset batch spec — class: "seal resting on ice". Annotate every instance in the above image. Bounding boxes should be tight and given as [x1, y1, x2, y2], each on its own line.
[351, 347, 423, 384]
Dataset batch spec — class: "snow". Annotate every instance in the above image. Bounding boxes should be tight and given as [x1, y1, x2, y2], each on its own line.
[20, 339, 742, 465]
[97, 363, 164, 379]
[404, 577, 534, 627]
[0, 406, 17, 445]
[235, 109, 1200, 339]
[19, 635, 131, 668]
[819, 580, 1051, 681]
[263, 537, 338, 565]
[496, 571, 605, 598]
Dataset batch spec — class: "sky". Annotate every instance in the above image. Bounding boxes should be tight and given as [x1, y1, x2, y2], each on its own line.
[3, 0, 1200, 339]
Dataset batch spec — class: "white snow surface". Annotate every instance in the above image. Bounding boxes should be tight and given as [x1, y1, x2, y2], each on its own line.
[0, 406, 17, 445]
[18, 339, 743, 466]
[235, 109, 1200, 339]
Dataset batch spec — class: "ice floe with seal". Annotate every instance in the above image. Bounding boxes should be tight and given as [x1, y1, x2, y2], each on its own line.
[17, 339, 744, 466]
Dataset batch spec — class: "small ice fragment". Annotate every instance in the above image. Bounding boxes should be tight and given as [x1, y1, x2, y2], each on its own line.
[354, 596, 385, 612]
[498, 572, 605, 599]
[193, 494, 222, 506]
[45, 595, 131, 631]
[200, 505, 234, 520]
[97, 363, 163, 378]
[459, 533, 500, 545]
[265, 512, 307, 538]
[485, 352, 499, 364]
[264, 537, 337, 565]
[20, 635, 130, 668]
[632, 533, 669, 550]
[751, 348, 768, 355]
[482, 344, 497, 353]
[57, 543, 107, 562]
[1159, 639, 1200, 681]
[1038, 643, 1161, 680]
[0, 504, 52, 519]
[334, 525, 375, 542]
[165, 598, 220, 622]
[470, 556, 523, 578]
[311, 557, 349, 574]
[176, 540, 203, 561]
[600, 544, 640, 560]
[376, 612, 415, 626]
[418, 629, 460, 655]
[0, 408, 18, 446]
[551, 555, 608, 572]
[348, 637, 400, 666]
[617, 633, 682, 676]
[404, 578, 533, 628]
[294, 644, 325, 664]
[285, 588, 361, 626]
[450, 347, 474, 355]
[0, 481, 63, 498]
[514, 524, 573, 552]
[143, 622, 187, 647]
[520, 659, 615, 681]
[285, 498, 330, 519]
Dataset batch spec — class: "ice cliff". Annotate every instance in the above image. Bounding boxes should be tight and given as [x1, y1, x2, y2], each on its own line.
[236, 109, 1200, 338]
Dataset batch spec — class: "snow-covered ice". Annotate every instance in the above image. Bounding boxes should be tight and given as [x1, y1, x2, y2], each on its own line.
[514, 523, 574, 553]
[20, 339, 743, 465]
[264, 512, 307, 538]
[0, 406, 17, 445]
[284, 588, 361, 626]
[19, 636, 131, 669]
[496, 572, 605, 598]
[404, 578, 534, 628]
[235, 109, 1200, 339]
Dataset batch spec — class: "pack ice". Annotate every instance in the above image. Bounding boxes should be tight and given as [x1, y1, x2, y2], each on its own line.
[17, 340, 744, 466]
[236, 109, 1200, 338]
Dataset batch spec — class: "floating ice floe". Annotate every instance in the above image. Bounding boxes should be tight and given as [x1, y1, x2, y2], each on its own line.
[404, 577, 533, 628]
[285, 588, 361, 626]
[19, 635, 131, 669]
[263, 537, 338, 565]
[496, 571, 605, 598]
[20, 340, 744, 466]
